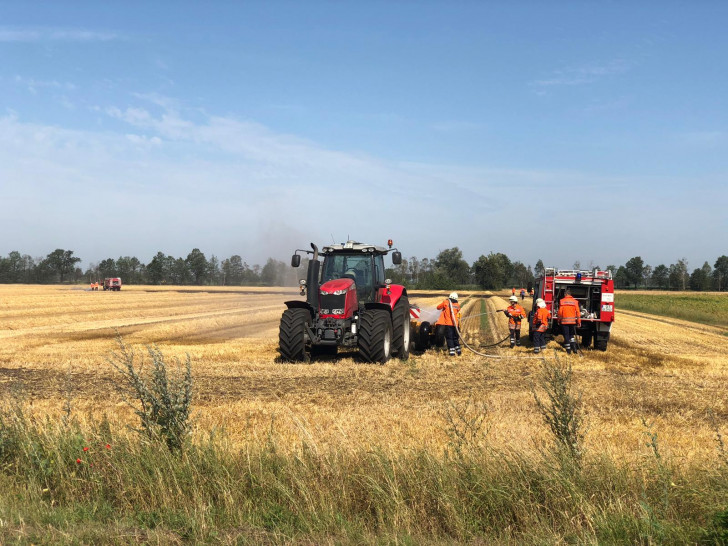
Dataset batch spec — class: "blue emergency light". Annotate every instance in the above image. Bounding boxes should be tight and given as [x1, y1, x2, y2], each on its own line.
[576, 273, 582, 282]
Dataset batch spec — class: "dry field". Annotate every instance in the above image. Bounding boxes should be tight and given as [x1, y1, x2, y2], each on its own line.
[1, 284, 726, 465]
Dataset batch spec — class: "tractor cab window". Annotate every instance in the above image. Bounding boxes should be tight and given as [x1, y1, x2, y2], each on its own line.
[374, 255, 385, 286]
[321, 254, 373, 288]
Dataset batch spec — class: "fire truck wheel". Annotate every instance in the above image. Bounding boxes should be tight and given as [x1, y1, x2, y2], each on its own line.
[392, 296, 411, 360]
[279, 308, 311, 362]
[581, 331, 593, 349]
[358, 309, 392, 364]
[596, 333, 609, 351]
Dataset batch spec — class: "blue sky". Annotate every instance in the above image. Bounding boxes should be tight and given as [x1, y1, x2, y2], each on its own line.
[1, 1, 726, 271]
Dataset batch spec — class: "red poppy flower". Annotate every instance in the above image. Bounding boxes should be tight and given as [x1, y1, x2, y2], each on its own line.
[105, 444, 111, 449]
[83, 447, 89, 452]
[76, 458, 82, 464]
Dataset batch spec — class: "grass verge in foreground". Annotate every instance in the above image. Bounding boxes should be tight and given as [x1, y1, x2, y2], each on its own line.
[618, 292, 728, 329]
[0, 406, 726, 544]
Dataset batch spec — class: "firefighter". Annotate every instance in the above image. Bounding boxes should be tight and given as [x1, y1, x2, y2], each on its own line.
[557, 288, 581, 354]
[519, 288, 526, 301]
[505, 295, 527, 348]
[511, 287, 516, 296]
[532, 298, 550, 354]
[436, 292, 461, 356]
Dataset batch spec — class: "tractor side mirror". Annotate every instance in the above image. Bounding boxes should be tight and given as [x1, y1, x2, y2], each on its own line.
[291, 254, 301, 268]
[391, 251, 402, 265]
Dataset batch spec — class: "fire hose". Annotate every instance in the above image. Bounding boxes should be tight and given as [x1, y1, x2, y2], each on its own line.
[448, 300, 581, 359]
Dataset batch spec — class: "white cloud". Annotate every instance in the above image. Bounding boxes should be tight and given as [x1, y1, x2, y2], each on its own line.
[0, 27, 119, 42]
[532, 59, 631, 88]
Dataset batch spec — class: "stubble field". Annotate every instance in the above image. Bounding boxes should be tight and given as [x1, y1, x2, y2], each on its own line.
[1, 284, 726, 463]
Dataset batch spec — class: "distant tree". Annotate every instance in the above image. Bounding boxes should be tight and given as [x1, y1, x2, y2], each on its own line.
[472, 252, 512, 290]
[510, 261, 533, 288]
[651, 264, 669, 289]
[534, 259, 545, 278]
[147, 252, 167, 285]
[260, 258, 278, 286]
[98, 258, 117, 279]
[614, 266, 629, 289]
[573, 260, 581, 270]
[624, 256, 645, 288]
[668, 258, 689, 290]
[186, 248, 208, 285]
[172, 258, 190, 285]
[45, 249, 81, 283]
[207, 255, 221, 285]
[689, 261, 713, 291]
[714, 255, 728, 291]
[434, 247, 471, 285]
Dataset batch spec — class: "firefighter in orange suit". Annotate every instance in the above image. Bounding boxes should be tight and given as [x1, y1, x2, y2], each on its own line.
[505, 295, 527, 348]
[436, 292, 462, 356]
[557, 288, 581, 354]
[532, 298, 550, 354]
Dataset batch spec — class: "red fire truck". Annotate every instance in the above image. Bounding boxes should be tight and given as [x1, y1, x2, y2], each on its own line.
[529, 268, 614, 351]
[103, 277, 122, 291]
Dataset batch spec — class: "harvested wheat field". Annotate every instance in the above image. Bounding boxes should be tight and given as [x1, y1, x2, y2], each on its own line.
[0, 284, 726, 464]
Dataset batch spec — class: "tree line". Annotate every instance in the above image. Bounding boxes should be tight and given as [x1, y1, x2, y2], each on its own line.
[0, 247, 726, 292]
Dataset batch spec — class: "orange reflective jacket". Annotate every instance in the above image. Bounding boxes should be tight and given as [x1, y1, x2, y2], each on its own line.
[436, 299, 461, 327]
[557, 295, 581, 326]
[506, 303, 526, 328]
[534, 307, 550, 332]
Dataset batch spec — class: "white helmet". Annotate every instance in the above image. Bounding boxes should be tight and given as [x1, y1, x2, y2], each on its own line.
[536, 298, 545, 305]
[449, 292, 458, 301]
[537, 300, 546, 309]
[509, 295, 518, 302]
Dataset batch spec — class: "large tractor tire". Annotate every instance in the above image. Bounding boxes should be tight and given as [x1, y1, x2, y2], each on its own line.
[279, 308, 311, 362]
[358, 309, 392, 364]
[595, 332, 610, 351]
[414, 321, 432, 351]
[392, 296, 411, 360]
[581, 330, 593, 349]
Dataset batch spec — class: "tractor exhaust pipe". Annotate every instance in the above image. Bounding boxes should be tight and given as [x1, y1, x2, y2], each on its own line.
[307, 243, 320, 310]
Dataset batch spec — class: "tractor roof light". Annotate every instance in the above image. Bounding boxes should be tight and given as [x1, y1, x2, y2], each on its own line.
[387, 239, 393, 248]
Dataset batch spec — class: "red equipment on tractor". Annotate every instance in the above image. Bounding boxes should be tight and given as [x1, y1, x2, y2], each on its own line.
[279, 240, 410, 363]
[529, 268, 614, 351]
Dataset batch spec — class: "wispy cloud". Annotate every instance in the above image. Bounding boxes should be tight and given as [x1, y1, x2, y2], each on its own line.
[0, 27, 119, 42]
[532, 59, 631, 88]
[12, 75, 76, 95]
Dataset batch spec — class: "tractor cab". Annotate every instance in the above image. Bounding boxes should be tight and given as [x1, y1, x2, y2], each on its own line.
[320, 243, 387, 304]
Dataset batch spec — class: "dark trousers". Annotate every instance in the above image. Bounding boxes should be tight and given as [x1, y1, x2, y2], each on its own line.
[561, 324, 577, 353]
[509, 327, 521, 347]
[445, 325, 461, 355]
[533, 330, 546, 351]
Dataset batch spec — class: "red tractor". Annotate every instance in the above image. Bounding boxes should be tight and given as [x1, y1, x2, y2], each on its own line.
[279, 240, 410, 363]
[529, 268, 614, 350]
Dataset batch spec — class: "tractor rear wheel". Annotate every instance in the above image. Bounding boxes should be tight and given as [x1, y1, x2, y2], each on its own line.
[279, 308, 311, 362]
[392, 296, 411, 360]
[358, 309, 392, 364]
[595, 332, 609, 351]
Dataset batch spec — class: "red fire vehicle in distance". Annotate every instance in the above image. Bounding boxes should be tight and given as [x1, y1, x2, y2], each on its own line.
[103, 277, 122, 291]
[529, 268, 614, 351]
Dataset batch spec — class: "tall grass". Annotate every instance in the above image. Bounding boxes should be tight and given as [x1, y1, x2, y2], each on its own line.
[0, 401, 726, 543]
[618, 293, 728, 328]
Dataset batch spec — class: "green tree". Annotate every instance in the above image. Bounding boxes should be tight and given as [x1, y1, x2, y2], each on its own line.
[147, 252, 167, 285]
[714, 255, 728, 291]
[98, 258, 117, 279]
[668, 258, 689, 290]
[186, 248, 208, 285]
[651, 264, 669, 289]
[534, 259, 545, 278]
[472, 252, 512, 290]
[624, 256, 645, 288]
[434, 247, 471, 285]
[45, 249, 81, 283]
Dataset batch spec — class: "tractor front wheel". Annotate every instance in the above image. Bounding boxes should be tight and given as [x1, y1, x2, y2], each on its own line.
[358, 309, 392, 364]
[595, 332, 609, 351]
[392, 296, 411, 360]
[279, 308, 311, 362]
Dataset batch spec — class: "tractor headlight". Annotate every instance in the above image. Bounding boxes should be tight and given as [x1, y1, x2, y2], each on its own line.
[332, 308, 344, 315]
[332, 289, 347, 295]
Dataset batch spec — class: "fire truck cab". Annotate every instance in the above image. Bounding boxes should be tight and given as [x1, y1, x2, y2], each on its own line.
[530, 268, 614, 351]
